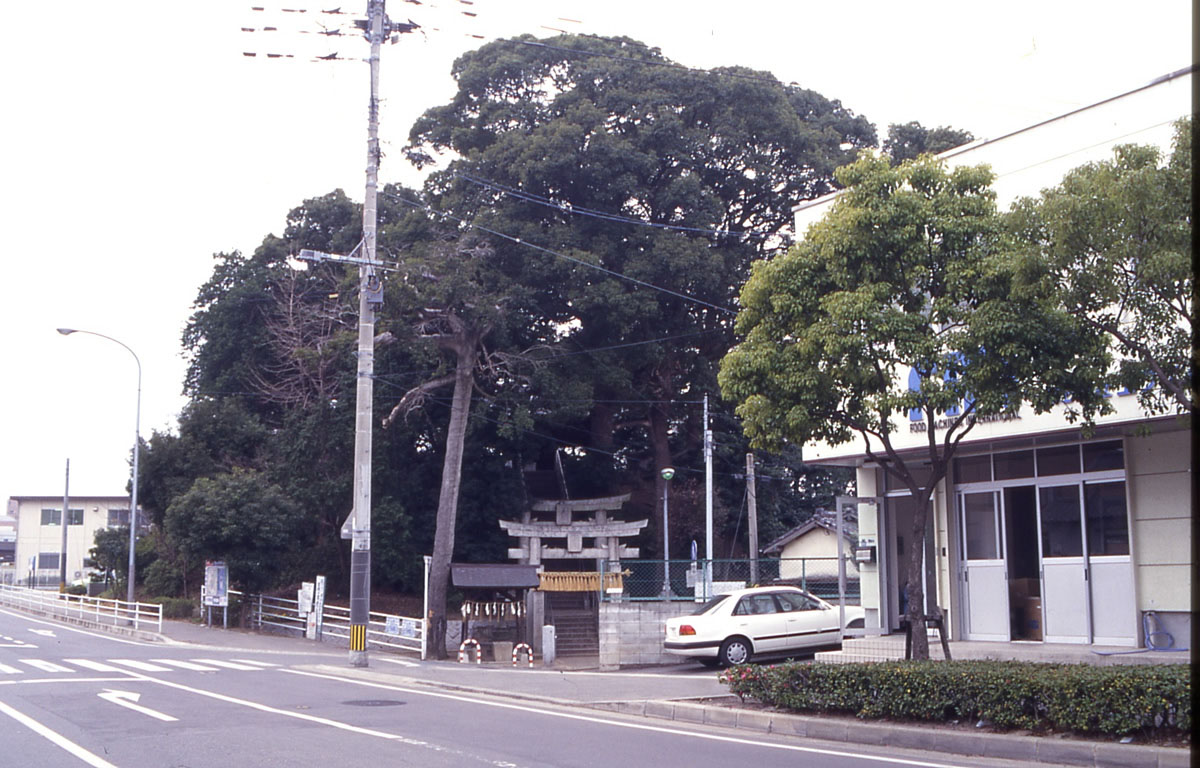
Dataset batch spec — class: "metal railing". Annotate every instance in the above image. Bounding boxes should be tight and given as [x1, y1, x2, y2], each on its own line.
[239, 590, 425, 659]
[0, 583, 162, 632]
[600, 558, 861, 603]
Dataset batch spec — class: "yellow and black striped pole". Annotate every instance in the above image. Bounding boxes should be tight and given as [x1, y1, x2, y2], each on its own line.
[350, 623, 368, 652]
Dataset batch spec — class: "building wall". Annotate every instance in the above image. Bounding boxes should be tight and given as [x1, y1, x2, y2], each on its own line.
[1127, 429, 1191, 613]
[10, 496, 129, 584]
[777, 530, 859, 579]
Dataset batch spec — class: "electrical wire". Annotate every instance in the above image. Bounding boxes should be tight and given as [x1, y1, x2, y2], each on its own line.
[382, 191, 737, 315]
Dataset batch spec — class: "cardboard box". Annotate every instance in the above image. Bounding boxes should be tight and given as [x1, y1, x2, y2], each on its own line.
[1021, 597, 1043, 641]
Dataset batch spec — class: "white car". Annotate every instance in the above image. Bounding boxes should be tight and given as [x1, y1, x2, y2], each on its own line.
[663, 586, 865, 666]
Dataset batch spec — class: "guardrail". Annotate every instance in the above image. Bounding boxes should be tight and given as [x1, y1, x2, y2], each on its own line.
[0, 583, 163, 633]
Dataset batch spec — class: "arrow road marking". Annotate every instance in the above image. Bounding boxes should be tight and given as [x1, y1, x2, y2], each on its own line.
[97, 690, 178, 722]
[29, 629, 56, 637]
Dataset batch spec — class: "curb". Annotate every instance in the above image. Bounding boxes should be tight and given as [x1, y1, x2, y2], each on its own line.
[588, 699, 1190, 768]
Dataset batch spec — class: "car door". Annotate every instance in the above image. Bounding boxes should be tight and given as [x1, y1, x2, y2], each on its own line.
[774, 591, 839, 652]
[730, 593, 787, 652]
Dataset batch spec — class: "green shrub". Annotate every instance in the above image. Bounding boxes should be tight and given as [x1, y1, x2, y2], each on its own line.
[148, 596, 195, 619]
[143, 559, 184, 598]
[719, 660, 1191, 739]
[62, 584, 88, 596]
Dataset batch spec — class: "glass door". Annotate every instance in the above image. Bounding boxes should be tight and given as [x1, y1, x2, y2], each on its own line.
[958, 491, 1010, 640]
[1038, 484, 1090, 643]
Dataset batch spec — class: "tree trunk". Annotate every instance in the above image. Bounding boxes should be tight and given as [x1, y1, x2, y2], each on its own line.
[904, 492, 932, 660]
[426, 342, 476, 659]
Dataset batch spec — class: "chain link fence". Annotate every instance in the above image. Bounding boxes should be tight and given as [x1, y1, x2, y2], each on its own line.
[602, 558, 860, 603]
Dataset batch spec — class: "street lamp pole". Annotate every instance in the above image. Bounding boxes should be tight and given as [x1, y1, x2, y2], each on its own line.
[660, 467, 674, 598]
[57, 328, 141, 607]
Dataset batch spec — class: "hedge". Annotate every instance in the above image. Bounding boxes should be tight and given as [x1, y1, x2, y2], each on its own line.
[148, 596, 195, 619]
[719, 660, 1191, 739]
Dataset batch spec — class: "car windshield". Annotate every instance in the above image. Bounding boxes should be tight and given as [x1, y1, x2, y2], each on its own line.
[691, 594, 730, 615]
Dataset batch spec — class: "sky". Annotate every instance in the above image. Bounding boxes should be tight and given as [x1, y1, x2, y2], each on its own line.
[0, 0, 1191, 501]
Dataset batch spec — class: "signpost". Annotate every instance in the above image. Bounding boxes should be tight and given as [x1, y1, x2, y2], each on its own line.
[203, 561, 229, 628]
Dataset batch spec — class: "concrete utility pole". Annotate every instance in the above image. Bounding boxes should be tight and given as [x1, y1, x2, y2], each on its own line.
[59, 459, 69, 590]
[746, 453, 759, 585]
[703, 394, 713, 598]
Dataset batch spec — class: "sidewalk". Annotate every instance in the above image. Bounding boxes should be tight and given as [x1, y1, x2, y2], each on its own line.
[149, 619, 1188, 768]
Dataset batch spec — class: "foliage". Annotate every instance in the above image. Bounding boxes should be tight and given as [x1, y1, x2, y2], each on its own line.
[163, 469, 304, 593]
[148, 596, 195, 619]
[720, 660, 1192, 739]
[719, 153, 1109, 657]
[143, 558, 184, 598]
[89, 526, 156, 593]
[884, 121, 974, 164]
[1007, 118, 1193, 415]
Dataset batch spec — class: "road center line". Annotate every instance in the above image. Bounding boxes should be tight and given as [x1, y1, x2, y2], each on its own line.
[284, 668, 976, 768]
[0, 699, 119, 768]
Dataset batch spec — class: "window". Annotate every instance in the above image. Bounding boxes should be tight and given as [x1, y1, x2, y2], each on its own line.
[1039, 486, 1083, 557]
[1082, 441, 1124, 472]
[994, 450, 1034, 480]
[1037, 445, 1080, 476]
[107, 509, 131, 527]
[40, 508, 82, 525]
[1085, 482, 1129, 556]
[37, 552, 60, 570]
[962, 493, 1000, 560]
[775, 592, 819, 612]
[734, 594, 779, 615]
[954, 455, 992, 484]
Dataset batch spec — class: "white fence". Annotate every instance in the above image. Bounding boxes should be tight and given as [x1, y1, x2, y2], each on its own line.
[0, 583, 162, 633]
[211, 587, 425, 659]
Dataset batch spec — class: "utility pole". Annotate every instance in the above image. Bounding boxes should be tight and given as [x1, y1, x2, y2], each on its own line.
[59, 459, 69, 591]
[703, 394, 713, 598]
[746, 452, 759, 585]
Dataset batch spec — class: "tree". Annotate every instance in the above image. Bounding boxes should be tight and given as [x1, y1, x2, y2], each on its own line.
[718, 153, 1109, 659]
[163, 469, 304, 593]
[404, 35, 879, 636]
[1008, 119, 1193, 415]
[884, 121, 974, 164]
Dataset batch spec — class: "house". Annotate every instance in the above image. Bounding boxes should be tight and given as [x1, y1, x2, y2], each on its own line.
[790, 67, 1193, 648]
[7, 495, 139, 587]
[762, 508, 859, 578]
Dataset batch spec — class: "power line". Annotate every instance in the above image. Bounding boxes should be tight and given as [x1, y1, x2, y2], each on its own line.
[450, 172, 770, 241]
[383, 191, 737, 315]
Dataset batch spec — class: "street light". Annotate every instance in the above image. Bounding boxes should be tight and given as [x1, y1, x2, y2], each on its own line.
[660, 467, 674, 599]
[57, 328, 141, 608]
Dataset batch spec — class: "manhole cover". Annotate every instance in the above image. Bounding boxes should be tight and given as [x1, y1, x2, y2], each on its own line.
[342, 700, 406, 707]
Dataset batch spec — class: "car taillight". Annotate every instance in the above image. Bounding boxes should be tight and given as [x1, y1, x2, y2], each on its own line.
[679, 624, 696, 636]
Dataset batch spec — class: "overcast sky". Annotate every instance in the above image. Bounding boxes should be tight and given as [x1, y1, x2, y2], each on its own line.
[0, 0, 1190, 501]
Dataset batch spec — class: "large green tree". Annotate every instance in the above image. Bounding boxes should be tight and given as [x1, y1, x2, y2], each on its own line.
[1008, 118, 1193, 415]
[719, 153, 1109, 658]
[405, 33, 878, 596]
[884, 121, 975, 164]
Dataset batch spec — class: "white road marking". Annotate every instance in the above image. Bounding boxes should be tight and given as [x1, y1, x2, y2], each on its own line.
[98, 689, 179, 722]
[377, 657, 420, 668]
[64, 658, 126, 672]
[151, 659, 220, 671]
[285, 669, 979, 768]
[229, 658, 280, 667]
[0, 663, 23, 674]
[0, 607, 151, 646]
[193, 658, 262, 670]
[106, 659, 173, 672]
[19, 659, 73, 673]
[29, 629, 57, 637]
[0, 699, 119, 768]
[0, 676, 134, 687]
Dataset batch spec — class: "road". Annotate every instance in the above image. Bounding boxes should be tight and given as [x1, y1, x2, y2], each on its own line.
[0, 608, 1056, 768]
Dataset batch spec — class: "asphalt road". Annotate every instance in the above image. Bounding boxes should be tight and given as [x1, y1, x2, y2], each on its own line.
[0, 608, 1060, 768]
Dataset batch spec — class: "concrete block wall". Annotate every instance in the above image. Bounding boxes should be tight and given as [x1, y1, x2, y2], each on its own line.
[598, 601, 697, 669]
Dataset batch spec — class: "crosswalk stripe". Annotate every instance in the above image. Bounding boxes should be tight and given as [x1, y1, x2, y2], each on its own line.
[0, 663, 23, 674]
[19, 659, 73, 673]
[106, 659, 172, 672]
[228, 659, 279, 668]
[63, 659, 125, 672]
[150, 659, 219, 671]
[191, 659, 261, 671]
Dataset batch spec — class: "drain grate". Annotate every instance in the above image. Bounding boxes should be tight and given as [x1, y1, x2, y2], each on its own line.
[342, 699, 406, 707]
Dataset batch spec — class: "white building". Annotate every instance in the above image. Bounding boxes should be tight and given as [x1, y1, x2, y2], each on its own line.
[792, 67, 1193, 648]
[7, 495, 136, 587]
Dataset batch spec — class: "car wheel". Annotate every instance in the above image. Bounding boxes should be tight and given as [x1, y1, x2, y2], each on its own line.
[847, 618, 864, 629]
[719, 636, 752, 666]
